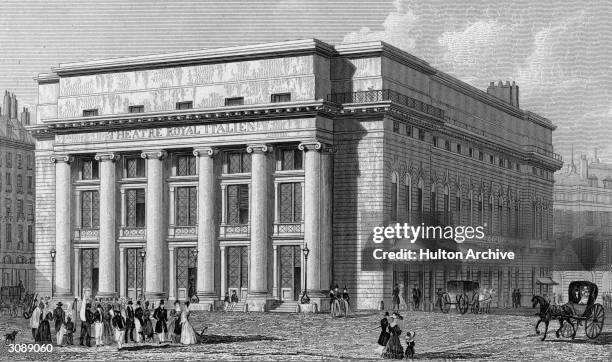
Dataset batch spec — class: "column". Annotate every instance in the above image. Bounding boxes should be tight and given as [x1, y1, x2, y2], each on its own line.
[193, 147, 218, 302]
[95, 152, 118, 298]
[298, 141, 334, 301]
[120, 189, 127, 227]
[246, 144, 272, 309]
[220, 246, 227, 296]
[119, 248, 126, 298]
[168, 187, 175, 227]
[273, 245, 278, 298]
[73, 249, 80, 298]
[168, 247, 176, 301]
[51, 154, 73, 298]
[141, 150, 167, 300]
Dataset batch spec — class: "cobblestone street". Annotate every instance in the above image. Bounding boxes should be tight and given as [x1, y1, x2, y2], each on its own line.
[1, 309, 611, 361]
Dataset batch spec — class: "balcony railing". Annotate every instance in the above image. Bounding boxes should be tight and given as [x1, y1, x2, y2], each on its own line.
[220, 224, 250, 237]
[525, 145, 563, 162]
[168, 225, 197, 238]
[73, 228, 99, 240]
[327, 89, 445, 119]
[274, 222, 304, 236]
[120, 227, 146, 238]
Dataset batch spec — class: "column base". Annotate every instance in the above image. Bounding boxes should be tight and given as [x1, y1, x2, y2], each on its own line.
[301, 290, 330, 313]
[96, 291, 118, 300]
[196, 291, 217, 311]
[145, 291, 168, 302]
[246, 291, 274, 312]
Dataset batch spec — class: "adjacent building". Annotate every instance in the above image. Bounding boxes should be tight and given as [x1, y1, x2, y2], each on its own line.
[30, 39, 563, 310]
[552, 150, 612, 304]
[0, 91, 35, 291]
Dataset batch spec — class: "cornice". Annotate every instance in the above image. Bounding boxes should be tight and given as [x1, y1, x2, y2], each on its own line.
[26, 100, 338, 138]
[51, 39, 336, 76]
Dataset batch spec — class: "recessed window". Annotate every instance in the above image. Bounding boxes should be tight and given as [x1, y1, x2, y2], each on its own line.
[444, 140, 450, 151]
[468, 148, 473, 157]
[125, 157, 146, 178]
[83, 109, 99, 117]
[456, 144, 462, 154]
[418, 129, 425, 141]
[271, 93, 291, 103]
[175, 154, 197, 176]
[499, 158, 505, 167]
[81, 159, 99, 180]
[393, 121, 400, 133]
[227, 184, 249, 224]
[176, 101, 193, 110]
[406, 125, 412, 137]
[489, 155, 494, 164]
[432, 136, 438, 147]
[129, 105, 145, 113]
[478, 150, 484, 161]
[224, 97, 244, 106]
[227, 151, 251, 174]
[280, 149, 303, 171]
[516, 163, 520, 172]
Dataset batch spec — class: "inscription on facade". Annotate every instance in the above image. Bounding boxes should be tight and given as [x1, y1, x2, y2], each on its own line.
[56, 119, 312, 144]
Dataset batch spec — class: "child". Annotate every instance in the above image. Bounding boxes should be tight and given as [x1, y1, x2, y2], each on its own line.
[404, 331, 415, 359]
[65, 317, 75, 345]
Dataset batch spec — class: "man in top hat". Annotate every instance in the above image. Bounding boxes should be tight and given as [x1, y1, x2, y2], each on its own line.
[53, 302, 65, 345]
[125, 300, 135, 343]
[79, 301, 94, 347]
[153, 300, 168, 344]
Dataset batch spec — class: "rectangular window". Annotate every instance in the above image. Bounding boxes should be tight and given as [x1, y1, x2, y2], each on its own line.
[16, 199, 23, 218]
[81, 159, 99, 180]
[444, 140, 451, 151]
[432, 136, 438, 147]
[17, 225, 23, 243]
[126, 157, 146, 178]
[6, 153, 12, 168]
[5, 199, 11, 217]
[129, 105, 145, 113]
[469, 148, 473, 158]
[418, 129, 425, 141]
[17, 154, 22, 169]
[27, 225, 33, 243]
[27, 176, 33, 193]
[127, 189, 146, 227]
[499, 158, 505, 167]
[430, 191, 437, 212]
[176, 154, 197, 176]
[227, 184, 249, 225]
[6, 223, 11, 244]
[224, 97, 244, 106]
[81, 190, 100, 228]
[456, 144, 462, 154]
[516, 163, 520, 172]
[489, 155, 494, 164]
[279, 182, 302, 223]
[478, 150, 484, 161]
[176, 101, 193, 110]
[176, 186, 197, 226]
[391, 181, 398, 221]
[271, 93, 291, 103]
[280, 149, 303, 171]
[406, 125, 412, 137]
[6, 172, 11, 185]
[83, 109, 99, 117]
[27, 203, 33, 220]
[227, 152, 251, 174]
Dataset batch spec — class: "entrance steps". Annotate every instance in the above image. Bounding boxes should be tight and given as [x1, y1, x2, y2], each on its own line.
[269, 300, 299, 313]
[224, 301, 247, 312]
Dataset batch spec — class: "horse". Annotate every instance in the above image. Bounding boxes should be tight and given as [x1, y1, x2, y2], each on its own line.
[531, 295, 575, 341]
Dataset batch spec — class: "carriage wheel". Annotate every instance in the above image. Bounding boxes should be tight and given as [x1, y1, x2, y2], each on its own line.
[457, 294, 469, 314]
[440, 294, 451, 313]
[471, 299, 480, 314]
[560, 321, 575, 338]
[585, 304, 605, 339]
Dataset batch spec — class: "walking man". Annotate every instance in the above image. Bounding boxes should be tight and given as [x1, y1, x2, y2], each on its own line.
[52, 302, 65, 345]
[29, 301, 42, 342]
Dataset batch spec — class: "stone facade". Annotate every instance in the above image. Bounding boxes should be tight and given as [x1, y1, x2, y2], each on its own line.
[31, 39, 562, 310]
[552, 151, 612, 304]
[0, 91, 35, 292]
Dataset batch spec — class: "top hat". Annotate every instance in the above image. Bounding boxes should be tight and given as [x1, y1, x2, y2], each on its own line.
[56, 302, 63, 307]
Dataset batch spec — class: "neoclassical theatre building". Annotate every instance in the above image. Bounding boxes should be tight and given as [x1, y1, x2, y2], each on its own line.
[31, 39, 563, 311]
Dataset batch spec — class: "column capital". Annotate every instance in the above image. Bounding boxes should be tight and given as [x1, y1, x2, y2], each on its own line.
[50, 154, 74, 164]
[141, 150, 167, 160]
[94, 152, 120, 162]
[193, 147, 219, 158]
[298, 141, 335, 153]
[246, 144, 273, 154]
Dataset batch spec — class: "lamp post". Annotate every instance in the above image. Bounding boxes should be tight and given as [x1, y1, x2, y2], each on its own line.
[300, 243, 310, 304]
[50, 249, 56, 297]
[139, 249, 146, 300]
[190, 248, 199, 302]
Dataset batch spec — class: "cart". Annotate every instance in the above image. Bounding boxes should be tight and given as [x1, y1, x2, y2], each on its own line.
[439, 280, 480, 314]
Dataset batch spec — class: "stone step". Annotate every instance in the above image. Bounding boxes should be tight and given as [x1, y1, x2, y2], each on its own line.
[269, 300, 299, 313]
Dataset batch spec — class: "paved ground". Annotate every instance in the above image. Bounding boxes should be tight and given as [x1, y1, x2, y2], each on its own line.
[1, 309, 611, 361]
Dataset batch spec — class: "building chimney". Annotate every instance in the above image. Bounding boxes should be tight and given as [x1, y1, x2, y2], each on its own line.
[10, 93, 18, 119]
[579, 154, 588, 179]
[486, 80, 519, 107]
[2, 91, 10, 117]
[20, 107, 30, 126]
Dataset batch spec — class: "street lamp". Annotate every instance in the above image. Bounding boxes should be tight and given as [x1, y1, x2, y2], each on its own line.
[190, 248, 199, 301]
[300, 243, 310, 304]
[139, 249, 146, 300]
[50, 249, 56, 297]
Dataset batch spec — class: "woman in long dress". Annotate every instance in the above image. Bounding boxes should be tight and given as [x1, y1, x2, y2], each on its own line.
[103, 304, 113, 345]
[142, 301, 154, 342]
[168, 301, 181, 343]
[39, 311, 53, 343]
[381, 313, 404, 359]
[377, 312, 390, 347]
[180, 302, 198, 345]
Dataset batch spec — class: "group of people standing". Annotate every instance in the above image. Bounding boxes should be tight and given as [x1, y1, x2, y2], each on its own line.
[329, 285, 350, 317]
[392, 284, 422, 311]
[28, 297, 202, 349]
[511, 289, 522, 308]
[377, 312, 415, 359]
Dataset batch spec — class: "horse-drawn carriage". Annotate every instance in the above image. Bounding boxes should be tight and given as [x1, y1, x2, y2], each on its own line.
[439, 280, 491, 314]
[0, 285, 33, 317]
[533, 281, 605, 340]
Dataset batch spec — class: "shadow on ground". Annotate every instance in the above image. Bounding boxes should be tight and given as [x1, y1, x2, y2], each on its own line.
[546, 331, 612, 345]
[415, 352, 492, 359]
[202, 334, 283, 344]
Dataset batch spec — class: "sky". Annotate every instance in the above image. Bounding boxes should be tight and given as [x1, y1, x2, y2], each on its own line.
[0, 0, 608, 164]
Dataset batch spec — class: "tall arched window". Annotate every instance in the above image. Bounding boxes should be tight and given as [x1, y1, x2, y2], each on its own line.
[416, 179, 423, 223]
[391, 172, 399, 221]
[430, 183, 437, 215]
[405, 174, 412, 223]
[477, 193, 484, 227]
[488, 195, 494, 235]
[497, 197, 503, 235]
[443, 186, 450, 225]
[455, 190, 461, 226]
[468, 190, 473, 225]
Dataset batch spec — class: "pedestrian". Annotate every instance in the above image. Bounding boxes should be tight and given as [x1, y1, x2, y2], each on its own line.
[39, 309, 53, 343]
[404, 331, 415, 359]
[180, 301, 198, 345]
[65, 316, 75, 345]
[143, 301, 154, 342]
[112, 306, 126, 350]
[29, 301, 42, 342]
[516, 289, 522, 307]
[342, 286, 350, 317]
[134, 300, 144, 343]
[381, 312, 404, 359]
[169, 301, 181, 343]
[103, 304, 113, 345]
[230, 290, 239, 310]
[412, 284, 421, 310]
[153, 300, 168, 344]
[377, 311, 390, 347]
[124, 300, 135, 343]
[94, 304, 105, 347]
[53, 302, 65, 345]
[223, 292, 230, 311]
[79, 301, 93, 347]
[392, 284, 400, 311]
